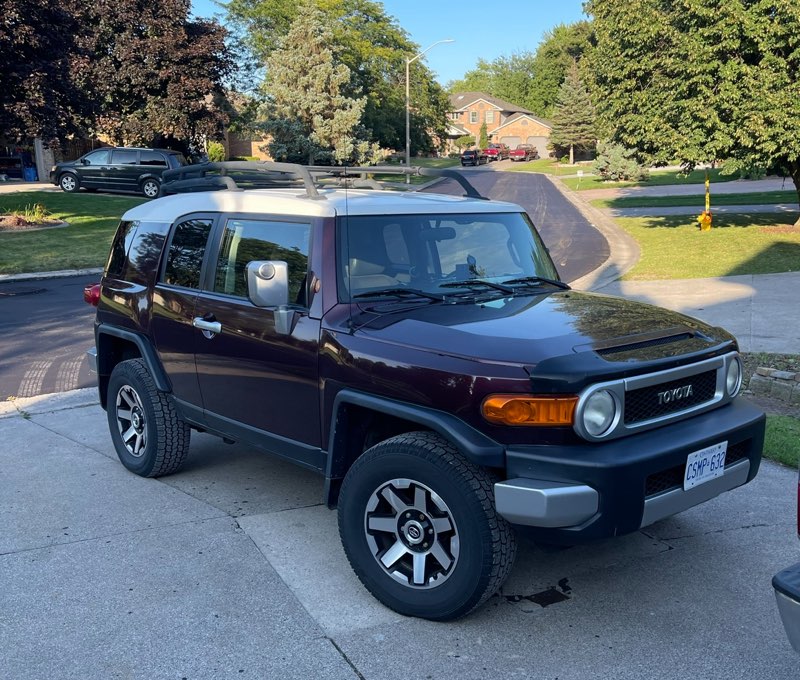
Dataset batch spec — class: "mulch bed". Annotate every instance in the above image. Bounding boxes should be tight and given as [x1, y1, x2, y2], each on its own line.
[0, 215, 65, 232]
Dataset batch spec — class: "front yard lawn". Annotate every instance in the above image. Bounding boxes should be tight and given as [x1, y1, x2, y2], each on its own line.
[505, 158, 587, 176]
[591, 190, 799, 210]
[561, 167, 740, 191]
[764, 415, 800, 469]
[376, 157, 460, 185]
[0, 192, 145, 275]
[616, 213, 800, 280]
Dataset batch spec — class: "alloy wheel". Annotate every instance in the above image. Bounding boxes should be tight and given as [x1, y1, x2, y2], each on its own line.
[114, 385, 148, 457]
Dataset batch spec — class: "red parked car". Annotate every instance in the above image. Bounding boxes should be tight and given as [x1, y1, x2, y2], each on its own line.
[483, 143, 510, 162]
[509, 145, 539, 162]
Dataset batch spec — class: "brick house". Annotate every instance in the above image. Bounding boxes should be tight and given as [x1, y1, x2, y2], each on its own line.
[447, 92, 552, 158]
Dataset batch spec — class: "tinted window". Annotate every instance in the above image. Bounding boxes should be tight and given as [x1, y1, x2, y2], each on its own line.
[163, 219, 213, 288]
[168, 153, 188, 168]
[106, 220, 139, 278]
[213, 219, 310, 304]
[140, 151, 168, 167]
[112, 149, 138, 165]
[83, 150, 110, 166]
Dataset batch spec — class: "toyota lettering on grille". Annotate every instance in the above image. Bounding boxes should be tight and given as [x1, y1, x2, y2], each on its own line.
[657, 384, 694, 405]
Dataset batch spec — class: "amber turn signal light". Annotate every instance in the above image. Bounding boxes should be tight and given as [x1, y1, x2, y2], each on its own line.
[481, 395, 578, 426]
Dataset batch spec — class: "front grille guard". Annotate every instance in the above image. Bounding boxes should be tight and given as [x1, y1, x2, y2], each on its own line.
[573, 352, 741, 442]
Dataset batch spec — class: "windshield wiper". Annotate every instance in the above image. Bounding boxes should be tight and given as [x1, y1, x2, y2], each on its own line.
[353, 287, 446, 301]
[439, 279, 515, 294]
[501, 276, 571, 290]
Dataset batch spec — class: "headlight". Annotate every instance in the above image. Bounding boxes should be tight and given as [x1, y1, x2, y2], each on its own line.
[582, 390, 617, 437]
[726, 356, 742, 397]
[50, 165, 57, 173]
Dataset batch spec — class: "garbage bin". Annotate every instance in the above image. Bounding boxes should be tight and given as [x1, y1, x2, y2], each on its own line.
[23, 166, 38, 182]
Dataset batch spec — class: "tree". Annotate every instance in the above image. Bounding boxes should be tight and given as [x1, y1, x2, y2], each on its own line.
[225, 0, 449, 153]
[447, 52, 539, 112]
[528, 21, 594, 118]
[479, 123, 489, 149]
[75, 0, 234, 147]
[0, 0, 90, 141]
[454, 135, 475, 151]
[587, 0, 800, 225]
[548, 62, 596, 164]
[259, 2, 378, 164]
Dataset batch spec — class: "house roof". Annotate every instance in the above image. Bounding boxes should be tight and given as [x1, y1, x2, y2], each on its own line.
[449, 92, 533, 115]
[446, 123, 471, 137]
[489, 112, 553, 134]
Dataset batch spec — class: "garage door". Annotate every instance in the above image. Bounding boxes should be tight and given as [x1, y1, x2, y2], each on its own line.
[526, 136, 550, 158]
[501, 136, 521, 148]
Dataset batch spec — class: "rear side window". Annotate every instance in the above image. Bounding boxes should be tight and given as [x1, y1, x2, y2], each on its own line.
[105, 220, 139, 278]
[162, 219, 213, 288]
[168, 153, 187, 168]
[112, 149, 138, 165]
[140, 152, 168, 167]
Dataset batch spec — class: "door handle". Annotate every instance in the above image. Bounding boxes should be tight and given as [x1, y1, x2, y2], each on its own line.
[192, 317, 222, 334]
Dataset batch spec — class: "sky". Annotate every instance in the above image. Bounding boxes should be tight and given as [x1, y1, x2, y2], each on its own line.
[190, 0, 589, 85]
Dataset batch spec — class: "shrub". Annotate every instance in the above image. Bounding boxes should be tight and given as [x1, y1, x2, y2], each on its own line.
[207, 141, 226, 162]
[593, 141, 650, 181]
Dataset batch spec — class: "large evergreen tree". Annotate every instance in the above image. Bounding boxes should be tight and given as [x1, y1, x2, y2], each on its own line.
[548, 62, 596, 164]
[587, 0, 800, 225]
[225, 0, 449, 154]
[260, 2, 377, 164]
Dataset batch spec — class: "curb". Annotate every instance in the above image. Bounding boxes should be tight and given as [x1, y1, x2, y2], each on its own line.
[0, 388, 99, 419]
[0, 267, 103, 283]
[544, 174, 641, 292]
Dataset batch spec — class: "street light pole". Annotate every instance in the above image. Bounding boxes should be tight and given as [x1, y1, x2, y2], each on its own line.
[405, 38, 454, 183]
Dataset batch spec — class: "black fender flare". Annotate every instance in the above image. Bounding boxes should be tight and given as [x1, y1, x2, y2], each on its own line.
[95, 324, 172, 395]
[323, 389, 505, 506]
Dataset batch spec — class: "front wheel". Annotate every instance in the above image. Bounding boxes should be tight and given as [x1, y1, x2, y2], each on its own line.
[338, 432, 516, 621]
[141, 178, 160, 198]
[59, 173, 79, 193]
[107, 359, 190, 477]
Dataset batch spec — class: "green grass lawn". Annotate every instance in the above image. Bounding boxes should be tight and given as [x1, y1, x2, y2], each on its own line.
[592, 190, 799, 210]
[764, 415, 800, 468]
[615, 213, 800, 280]
[0, 192, 145, 275]
[561, 167, 740, 191]
[505, 158, 588, 176]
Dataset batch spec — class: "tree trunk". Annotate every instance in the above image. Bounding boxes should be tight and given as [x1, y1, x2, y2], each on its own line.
[569, 144, 574, 166]
[791, 161, 800, 228]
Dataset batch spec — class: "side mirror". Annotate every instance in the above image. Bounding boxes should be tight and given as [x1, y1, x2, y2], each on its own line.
[246, 260, 295, 335]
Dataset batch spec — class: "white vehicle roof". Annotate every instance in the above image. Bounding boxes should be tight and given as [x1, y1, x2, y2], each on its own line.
[121, 188, 523, 223]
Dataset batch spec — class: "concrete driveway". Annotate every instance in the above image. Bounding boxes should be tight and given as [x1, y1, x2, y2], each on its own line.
[1, 391, 798, 679]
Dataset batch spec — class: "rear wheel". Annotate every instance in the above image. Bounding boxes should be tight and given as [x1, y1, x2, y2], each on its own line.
[107, 359, 190, 477]
[338, 431, 516, 621]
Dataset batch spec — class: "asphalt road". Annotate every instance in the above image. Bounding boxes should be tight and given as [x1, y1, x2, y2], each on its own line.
[0, 274, 97, 400]
[0, 169, 606, 399]
[424, 165, 609, 283]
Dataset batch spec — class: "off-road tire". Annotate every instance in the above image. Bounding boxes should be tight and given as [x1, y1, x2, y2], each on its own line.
[107, 359, 190, 477]
[338, 431, 516, 621]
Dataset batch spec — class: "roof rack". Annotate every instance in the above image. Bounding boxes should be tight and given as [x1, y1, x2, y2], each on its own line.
[159, 161, 485, 200]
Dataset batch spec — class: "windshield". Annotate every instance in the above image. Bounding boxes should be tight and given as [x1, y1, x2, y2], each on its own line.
[338, 211, 559, 301]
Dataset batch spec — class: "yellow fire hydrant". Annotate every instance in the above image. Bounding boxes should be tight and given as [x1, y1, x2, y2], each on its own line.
[696, 171, 712, 230]
[697, 209, 713, 231]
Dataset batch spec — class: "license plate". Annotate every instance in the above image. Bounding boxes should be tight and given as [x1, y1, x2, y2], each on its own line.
[684, 441, 727, 490]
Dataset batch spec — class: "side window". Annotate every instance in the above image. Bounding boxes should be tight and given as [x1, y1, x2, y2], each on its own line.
[112, 149, 138, 165]
[485, 110, 495, 124]
[83, 149, 110, 166]
[213, 219, 310, 305]
[162, 219, 213, 288]
[140, 151, 168, 167]
[105, 220, 139, 278]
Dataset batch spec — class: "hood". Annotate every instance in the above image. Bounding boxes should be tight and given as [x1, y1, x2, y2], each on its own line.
[352, 290, 734, 369]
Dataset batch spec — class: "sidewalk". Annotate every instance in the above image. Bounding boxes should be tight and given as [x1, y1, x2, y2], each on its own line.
[580, 176, 795, 201]
[608, 203, 799, 218]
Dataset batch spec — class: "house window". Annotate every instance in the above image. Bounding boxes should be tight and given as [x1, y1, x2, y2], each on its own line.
[450, 112, 460, 121]
[486, 111, 495, 124]
[469, 111, 478, 124]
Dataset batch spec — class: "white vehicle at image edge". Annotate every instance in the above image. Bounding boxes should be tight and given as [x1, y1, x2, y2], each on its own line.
[772, 465, 800, 652]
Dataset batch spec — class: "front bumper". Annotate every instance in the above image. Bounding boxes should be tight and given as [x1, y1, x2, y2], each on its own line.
[494, 399, 765, 543]
[773, 562, 800, 652]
